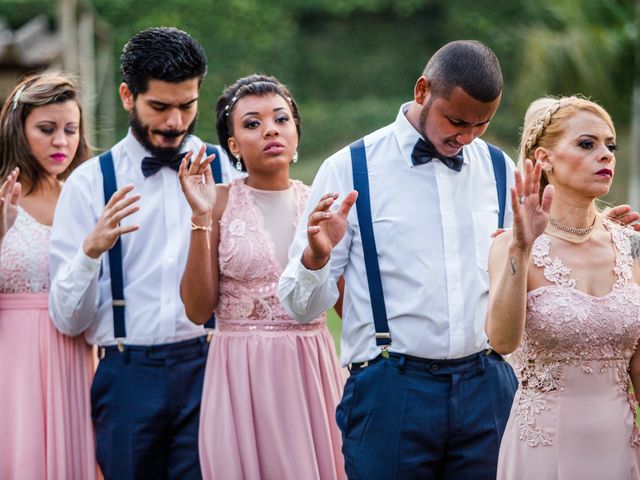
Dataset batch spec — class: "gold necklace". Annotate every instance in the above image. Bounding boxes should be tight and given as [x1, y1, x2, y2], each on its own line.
[548, 216, 596, 236]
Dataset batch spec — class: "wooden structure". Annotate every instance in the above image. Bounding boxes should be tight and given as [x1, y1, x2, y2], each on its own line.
[0, 0, 115, 148]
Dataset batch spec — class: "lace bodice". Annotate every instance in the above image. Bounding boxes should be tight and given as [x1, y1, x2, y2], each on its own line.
[216, 179, 325, 330]
[0, 207, 51, 293]
[513, 221, 640, 447]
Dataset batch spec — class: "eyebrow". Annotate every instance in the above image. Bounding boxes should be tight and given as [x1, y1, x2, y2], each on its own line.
[446, 115, 491, 127]
[578, 133, 616, 142]
[147, 97, 198, 108]
[241, 107, 287, 118]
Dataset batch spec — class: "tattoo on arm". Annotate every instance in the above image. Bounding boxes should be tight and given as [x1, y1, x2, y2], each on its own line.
[509, 257, 517, 275]
[631, 233, 640, 260]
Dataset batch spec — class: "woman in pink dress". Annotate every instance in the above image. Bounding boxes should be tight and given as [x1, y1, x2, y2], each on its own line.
[178, 74, 346, 479]
[0, 73, 96, 479]
[486, 96, 640, 479]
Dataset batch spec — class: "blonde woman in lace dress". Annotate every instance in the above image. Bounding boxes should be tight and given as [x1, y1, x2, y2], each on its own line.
[0, 73, 95, 479]
[486, 96, 640, 479]
[178, 74, 346, 480]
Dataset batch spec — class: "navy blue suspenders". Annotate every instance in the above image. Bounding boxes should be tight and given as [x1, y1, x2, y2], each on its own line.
[349, 139, 392, 355]
[98, 143, 223, 342]
[348, 139, 507, 354]
[487, 143, 507, 229]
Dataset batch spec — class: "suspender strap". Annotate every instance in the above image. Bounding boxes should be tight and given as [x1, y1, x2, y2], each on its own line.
[487, 142, 507, 229]
[205, 143, 223, 184]
[99, 150, 127, 340]
[349, 139, 391, 348]
[203, 143, 223, 329]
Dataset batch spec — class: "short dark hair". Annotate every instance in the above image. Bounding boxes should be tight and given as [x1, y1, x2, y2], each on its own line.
[120, 27, 207, 96]
[0, 72, 90, 193]
[215, 74, 301, 171]
[423, 40, 502, 103]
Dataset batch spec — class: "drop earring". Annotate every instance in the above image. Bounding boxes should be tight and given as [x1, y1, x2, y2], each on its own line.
[234, 155, 243, 171]
[292, 151, 299, 163]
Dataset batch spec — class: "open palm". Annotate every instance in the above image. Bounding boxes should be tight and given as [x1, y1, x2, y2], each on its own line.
[511, 160, 553, 251]
[178, 147, 217, 217]
[307, 191, 358, 260]
[0, 168, 21, 240]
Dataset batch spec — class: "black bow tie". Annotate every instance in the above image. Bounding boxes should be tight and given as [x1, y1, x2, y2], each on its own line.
[411, 138, 464, 172]
[141, 152, 187, 177]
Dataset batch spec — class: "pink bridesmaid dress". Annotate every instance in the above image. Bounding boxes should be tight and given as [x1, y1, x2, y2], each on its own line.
[199, 179, 346, 480]
[497, 220, 640, 480]
[0, 207, 96, 479]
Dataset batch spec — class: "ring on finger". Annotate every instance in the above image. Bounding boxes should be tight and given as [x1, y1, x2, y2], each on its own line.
[518, 195, 525, 204]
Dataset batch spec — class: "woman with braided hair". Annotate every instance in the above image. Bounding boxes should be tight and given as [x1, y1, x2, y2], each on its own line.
[179, 74, 346, 479]
[487, 96, 640, 478]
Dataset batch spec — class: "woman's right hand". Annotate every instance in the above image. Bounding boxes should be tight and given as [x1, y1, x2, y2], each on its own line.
[0, 168, 21, 241]
[303, 191, 358, 270]
[178, 145, 217, 217]
[510, 159, 553, 253]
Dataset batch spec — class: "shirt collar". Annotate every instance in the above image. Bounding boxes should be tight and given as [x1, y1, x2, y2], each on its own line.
[393, 102, 470, 168]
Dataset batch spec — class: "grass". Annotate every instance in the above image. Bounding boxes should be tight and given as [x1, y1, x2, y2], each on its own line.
[326, 308, 341, 355]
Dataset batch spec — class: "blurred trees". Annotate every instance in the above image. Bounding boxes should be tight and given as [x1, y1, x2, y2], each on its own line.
[2, 0, 638, 200]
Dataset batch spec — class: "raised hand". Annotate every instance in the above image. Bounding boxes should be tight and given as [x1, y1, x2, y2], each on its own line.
[303, 191, 358, 269]
[0, 168, 21, 241]
[510, 159, 553, 252]
[82, 184, 141, 258]
[178, 145, 217, 217]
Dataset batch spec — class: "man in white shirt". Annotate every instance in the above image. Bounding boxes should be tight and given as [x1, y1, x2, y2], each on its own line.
[279, 40, 517, 479]
[49, 27, 237, 479]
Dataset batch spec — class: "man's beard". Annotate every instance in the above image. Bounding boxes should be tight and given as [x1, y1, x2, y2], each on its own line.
[418, 97, 435, 145]
[130, 106, 197, 162]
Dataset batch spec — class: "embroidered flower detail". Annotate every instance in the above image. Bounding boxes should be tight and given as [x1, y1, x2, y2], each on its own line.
[228, 219, 246, 236]
[534, 362, 563, 392]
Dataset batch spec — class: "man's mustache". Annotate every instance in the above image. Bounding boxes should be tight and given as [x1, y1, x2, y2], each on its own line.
[151, 129, 187, 138]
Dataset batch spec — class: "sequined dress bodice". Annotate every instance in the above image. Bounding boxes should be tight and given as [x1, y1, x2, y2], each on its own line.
[215, 179, 325, 330]
[0, 207, 50, 293]
[512, 220, 640, 447]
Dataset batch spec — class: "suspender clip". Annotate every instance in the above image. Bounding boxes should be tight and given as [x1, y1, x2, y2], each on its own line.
[380, 345, 390, 359]
[116, 339, 125, 352]
[206, 329, 214, 343]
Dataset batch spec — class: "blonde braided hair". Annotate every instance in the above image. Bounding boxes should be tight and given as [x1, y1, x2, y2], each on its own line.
[523, 100, 563, 156]
[517, 96, 615, 198]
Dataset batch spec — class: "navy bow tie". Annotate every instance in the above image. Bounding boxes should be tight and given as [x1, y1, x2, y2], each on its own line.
[141, 152, 187, 177]
[411, 138, 464, 172]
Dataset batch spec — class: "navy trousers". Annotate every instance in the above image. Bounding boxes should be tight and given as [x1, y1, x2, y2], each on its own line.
[336, 351, 517, 480]
[91, 336, 209, 480]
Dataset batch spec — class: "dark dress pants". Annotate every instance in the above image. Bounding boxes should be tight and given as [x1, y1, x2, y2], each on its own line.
[336, 350, 518, 480]
[91, 336, 209, 480]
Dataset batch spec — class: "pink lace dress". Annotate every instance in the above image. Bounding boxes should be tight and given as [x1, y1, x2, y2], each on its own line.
[0, 207, 95, 480]
[497, 220, 640, 479]
[199, 179, 346, 480]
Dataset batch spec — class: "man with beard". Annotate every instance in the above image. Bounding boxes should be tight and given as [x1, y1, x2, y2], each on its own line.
[48, 27, 239, 479]
[278, 40, 517, 479]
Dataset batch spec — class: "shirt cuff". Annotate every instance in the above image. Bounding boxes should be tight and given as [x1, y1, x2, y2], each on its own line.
[72, 248, 102, 276]
[295, 256, 331, 289]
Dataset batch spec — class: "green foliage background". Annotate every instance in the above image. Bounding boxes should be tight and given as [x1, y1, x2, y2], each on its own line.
[2, 0, 638, 202]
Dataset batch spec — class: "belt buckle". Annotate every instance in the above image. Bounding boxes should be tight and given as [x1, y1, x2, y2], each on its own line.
[348, 360, 369, 372]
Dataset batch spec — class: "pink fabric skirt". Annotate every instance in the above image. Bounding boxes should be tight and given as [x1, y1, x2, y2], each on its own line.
[199, 325, 347, 480]
[0, 293, 96, 480]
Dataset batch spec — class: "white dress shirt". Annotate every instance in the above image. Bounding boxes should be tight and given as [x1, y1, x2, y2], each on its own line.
[49, 130, 240, 346]
[278, 103, 516, 365]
